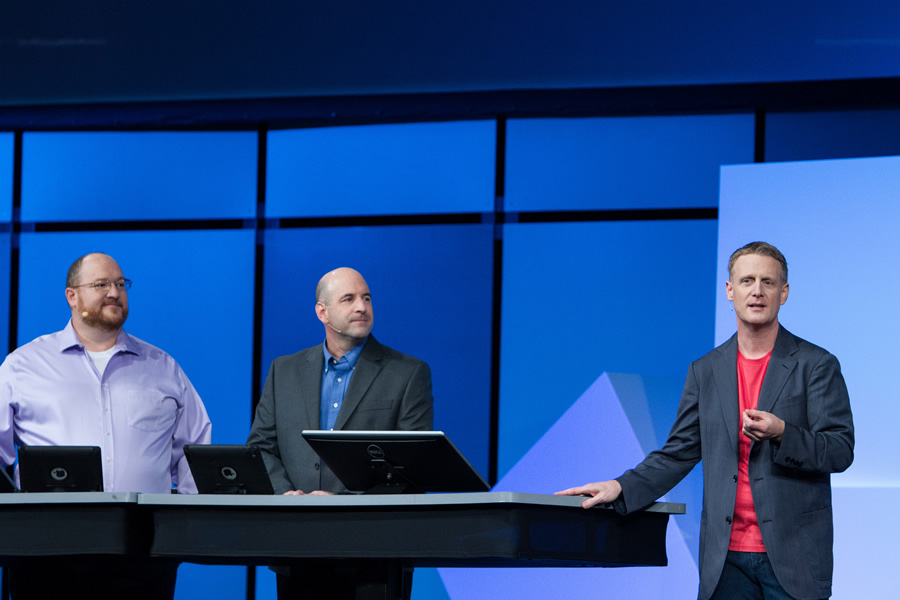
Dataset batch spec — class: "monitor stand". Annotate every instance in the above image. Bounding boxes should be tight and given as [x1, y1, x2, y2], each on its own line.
[362, 460, 423, 495]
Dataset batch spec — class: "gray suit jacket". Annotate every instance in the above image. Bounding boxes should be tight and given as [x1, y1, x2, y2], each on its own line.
[615, 325, 854, 600]
[247, 335, 434, 494]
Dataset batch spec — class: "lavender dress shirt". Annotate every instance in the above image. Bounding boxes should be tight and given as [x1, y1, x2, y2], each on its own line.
[0, 320, 211, 493]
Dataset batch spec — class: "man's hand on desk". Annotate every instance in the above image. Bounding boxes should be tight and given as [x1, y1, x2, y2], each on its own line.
[282, 490, 336, 496]
[554, 480, 622, 509]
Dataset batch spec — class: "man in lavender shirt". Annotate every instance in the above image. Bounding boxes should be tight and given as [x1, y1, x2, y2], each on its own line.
[0, 252, 211, 600]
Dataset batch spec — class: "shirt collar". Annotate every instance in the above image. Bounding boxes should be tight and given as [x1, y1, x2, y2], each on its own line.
[322, 335, 368, 370]
[59, 319, 141, 356]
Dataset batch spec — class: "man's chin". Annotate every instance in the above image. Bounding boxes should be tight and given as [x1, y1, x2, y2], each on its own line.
[94, 319, 126, 332]
[345, 327, 372, 341]
[82, 310, 128, 332]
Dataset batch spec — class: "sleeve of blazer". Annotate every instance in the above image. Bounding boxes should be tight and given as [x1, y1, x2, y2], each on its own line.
[615, 360, 704, 514]
[246, 359, 295, 494]
[771, 351, 854, 474]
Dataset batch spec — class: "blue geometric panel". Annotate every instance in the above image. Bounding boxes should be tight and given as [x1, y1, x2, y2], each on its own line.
[175, 565, 247, 600]
[255, 566, 455, 600]
[266, 120, 496, 217]
[832, 487, 900, 599]
[505, 114, 754, 211]
[21, 132, 257, 221]
[440, 372, 698, 599]
[499, 220, 718, 479]
[495, 371, 701, 564]
[411, 567, 452, 600]
[0, 133, 11, 221]
[766, 109, 900, 162]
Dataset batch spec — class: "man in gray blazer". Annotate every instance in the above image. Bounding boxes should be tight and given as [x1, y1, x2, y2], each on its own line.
[247, 266, 433, 597]
[558, 242, 853, 600]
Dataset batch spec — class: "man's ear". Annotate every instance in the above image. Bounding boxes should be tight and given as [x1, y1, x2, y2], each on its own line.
[65, 288, 77, 309]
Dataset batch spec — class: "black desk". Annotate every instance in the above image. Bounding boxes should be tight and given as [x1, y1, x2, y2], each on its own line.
[139, 492, 685, 568]
[0, 492, 145, 561]
[0, 493, 684, 600]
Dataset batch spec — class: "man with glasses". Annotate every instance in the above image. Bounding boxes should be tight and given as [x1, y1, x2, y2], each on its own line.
[0, 252, 211, 599]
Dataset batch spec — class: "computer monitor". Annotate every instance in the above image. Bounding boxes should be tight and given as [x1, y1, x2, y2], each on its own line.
[184, 445, 275, 494]
[301, 430, 490, 494]
[17, 446, 104, 493]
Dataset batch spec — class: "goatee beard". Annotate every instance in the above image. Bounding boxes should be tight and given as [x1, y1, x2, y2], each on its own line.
[81, 303, 128, 332]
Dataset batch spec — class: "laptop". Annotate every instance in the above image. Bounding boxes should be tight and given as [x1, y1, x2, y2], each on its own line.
[184, 444, 275, 494]
[17, 445, 104, 493]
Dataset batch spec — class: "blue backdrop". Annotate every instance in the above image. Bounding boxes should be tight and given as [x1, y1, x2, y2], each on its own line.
[3, 109, 900, 599]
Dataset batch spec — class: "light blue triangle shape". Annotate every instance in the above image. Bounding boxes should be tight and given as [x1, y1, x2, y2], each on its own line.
[439, 372, 698, 599]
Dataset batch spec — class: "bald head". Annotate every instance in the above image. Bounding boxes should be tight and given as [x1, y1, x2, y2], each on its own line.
[315, 268, 373, 353]
[67, 252, 120, 288]
[315, 267, 367, 306]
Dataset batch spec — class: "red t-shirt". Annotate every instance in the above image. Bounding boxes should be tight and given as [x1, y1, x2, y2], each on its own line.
[729, 350, 772, 552]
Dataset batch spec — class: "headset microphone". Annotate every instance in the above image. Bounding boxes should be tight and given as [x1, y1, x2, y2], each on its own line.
[328, 323, 343, 334]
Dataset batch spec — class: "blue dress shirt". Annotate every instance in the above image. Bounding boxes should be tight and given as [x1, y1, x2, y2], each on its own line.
[320, 337, 368, 430]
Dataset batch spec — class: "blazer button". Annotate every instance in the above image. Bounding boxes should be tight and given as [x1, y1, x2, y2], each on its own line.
[726, 516, 732, 524]
[314, 463, 320, 470]
[733, 475, 738, 482]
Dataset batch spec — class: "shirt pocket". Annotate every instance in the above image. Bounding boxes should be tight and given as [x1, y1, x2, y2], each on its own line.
[125, 391, 178, 432]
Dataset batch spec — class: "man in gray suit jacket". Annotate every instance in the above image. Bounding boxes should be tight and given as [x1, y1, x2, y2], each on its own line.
[247, 267, 434, 597]
[558, 242, 854, 600]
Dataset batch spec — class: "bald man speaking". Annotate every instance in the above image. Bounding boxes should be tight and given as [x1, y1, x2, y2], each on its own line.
[247, 268, 434, 598]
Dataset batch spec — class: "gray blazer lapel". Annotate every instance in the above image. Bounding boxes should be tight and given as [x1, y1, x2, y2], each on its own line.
[713, 334, 740, 457]
[301, 349, 325, 429]
[757, 325, 798, 414]
[333, 337, 384, 430]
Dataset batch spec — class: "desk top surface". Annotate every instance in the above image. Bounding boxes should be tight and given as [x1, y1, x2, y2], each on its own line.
[0, 491, 685, 514]
[140, 491, 685, 513]
[0, 491, 138, 505]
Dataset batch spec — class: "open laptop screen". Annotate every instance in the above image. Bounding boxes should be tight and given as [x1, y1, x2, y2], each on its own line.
[17, 445, 104, 493]
[184, 445, 275, 495]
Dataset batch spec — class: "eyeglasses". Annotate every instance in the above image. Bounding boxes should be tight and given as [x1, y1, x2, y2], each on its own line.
[71, 279, 132, 292]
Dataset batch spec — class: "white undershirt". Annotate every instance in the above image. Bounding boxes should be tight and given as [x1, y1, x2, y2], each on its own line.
[86, 347, 118, 376]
